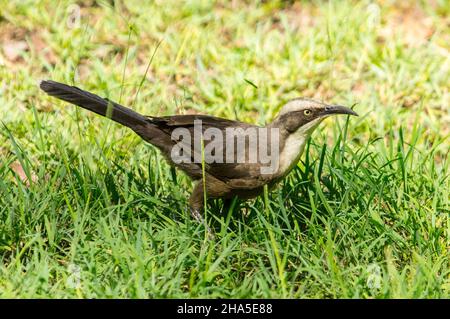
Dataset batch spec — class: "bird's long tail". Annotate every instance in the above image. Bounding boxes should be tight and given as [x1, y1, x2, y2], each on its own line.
[40, 80, 148, 128]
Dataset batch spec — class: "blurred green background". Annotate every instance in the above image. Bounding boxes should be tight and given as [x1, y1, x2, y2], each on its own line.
[0, 0, 448, 298]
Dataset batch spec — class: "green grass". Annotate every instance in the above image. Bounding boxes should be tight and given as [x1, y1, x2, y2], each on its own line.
[0, 0, 448, 298]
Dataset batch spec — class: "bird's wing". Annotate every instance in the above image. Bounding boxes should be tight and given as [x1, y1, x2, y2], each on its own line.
[147, 114, 238, 130]
[146, 115, 272, 188]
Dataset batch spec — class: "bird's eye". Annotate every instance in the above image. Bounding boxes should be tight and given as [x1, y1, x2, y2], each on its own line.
[304, 109, 312, 116]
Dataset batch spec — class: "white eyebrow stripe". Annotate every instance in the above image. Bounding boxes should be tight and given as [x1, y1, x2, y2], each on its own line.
[278, 99, 325, 116]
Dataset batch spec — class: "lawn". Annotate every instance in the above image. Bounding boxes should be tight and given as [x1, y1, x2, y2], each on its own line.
[0, 0, 448, 298]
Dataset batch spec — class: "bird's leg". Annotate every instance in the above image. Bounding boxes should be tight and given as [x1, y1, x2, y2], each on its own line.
[189, 182, 213, 236]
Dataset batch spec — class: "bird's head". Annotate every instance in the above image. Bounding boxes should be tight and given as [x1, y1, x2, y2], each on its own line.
[271, 98, 358, 135]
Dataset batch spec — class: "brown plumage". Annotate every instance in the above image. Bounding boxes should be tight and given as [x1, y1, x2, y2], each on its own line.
[40, 80, 357, 228]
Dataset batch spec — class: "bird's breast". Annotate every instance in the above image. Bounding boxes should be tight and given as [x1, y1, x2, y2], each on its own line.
[276, 132, 309, 177]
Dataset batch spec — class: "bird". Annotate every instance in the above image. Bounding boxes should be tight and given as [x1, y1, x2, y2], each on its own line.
[40, 80, 358, 228]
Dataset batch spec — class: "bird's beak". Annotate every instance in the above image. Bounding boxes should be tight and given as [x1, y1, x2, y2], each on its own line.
[323, 105, 358, 116]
